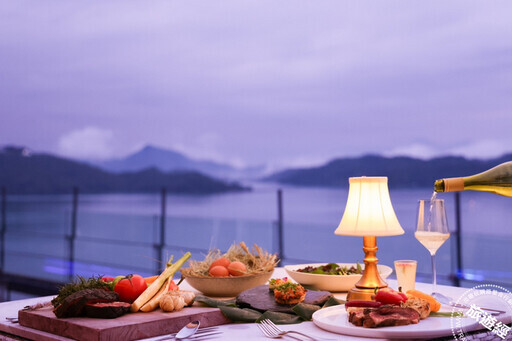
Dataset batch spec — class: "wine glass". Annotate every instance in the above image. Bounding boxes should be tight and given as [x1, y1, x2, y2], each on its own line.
[415, 199, 450, 297]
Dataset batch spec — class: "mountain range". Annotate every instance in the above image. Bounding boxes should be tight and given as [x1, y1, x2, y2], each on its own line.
[2, 144, 511, 194]
[93, 145, 265, 180]
[266, 154, 512, 188]
[0, 146, 248, 194]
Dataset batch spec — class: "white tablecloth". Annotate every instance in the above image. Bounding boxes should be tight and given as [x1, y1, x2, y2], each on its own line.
[0, 268, 510, 340]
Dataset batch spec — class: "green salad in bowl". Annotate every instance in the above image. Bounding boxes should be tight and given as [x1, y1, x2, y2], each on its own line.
[285, 262, 393, 292]
[296, 263, 363, 275]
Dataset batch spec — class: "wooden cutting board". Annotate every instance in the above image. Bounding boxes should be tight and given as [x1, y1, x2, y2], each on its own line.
[18, 305, 230, 341]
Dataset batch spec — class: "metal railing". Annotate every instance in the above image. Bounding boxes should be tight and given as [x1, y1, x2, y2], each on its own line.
[0, 186, 510, 301]
[0, 187, 6, 273]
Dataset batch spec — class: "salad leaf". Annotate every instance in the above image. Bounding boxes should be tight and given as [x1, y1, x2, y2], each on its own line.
[256, 311, 302, 324]
[219, 306, 262, 323]
[195, 295, 236, 308]
[292, 303, 320, 321]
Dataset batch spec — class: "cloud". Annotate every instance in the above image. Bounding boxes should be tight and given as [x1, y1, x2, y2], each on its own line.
[448, 140, 512, 159]
[58, 127, 114, 160]
[384, 139, 512, 160]
[171, 132, 231, 163]
[384, 144, 439, 160]
[2, 1, 512, 165]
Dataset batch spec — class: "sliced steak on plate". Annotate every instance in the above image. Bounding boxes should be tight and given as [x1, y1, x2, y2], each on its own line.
[348, 305, 420, 328]
[347, 307, 365, 326]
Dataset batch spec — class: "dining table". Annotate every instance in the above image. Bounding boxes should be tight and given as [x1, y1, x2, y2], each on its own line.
[0, 267, 510, 341]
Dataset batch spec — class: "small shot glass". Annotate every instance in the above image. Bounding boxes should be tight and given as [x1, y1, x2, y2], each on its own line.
[394, 260, 417, 293]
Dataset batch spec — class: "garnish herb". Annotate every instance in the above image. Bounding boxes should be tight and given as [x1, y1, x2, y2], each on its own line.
[51, 275, 112, 308]
[430, 311, 464, 318]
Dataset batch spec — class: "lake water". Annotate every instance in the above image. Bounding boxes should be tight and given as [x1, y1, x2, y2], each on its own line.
[2, 182, 512, 293]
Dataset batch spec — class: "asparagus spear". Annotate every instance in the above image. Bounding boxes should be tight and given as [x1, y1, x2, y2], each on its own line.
[139, 277, 171, 312]
[131, 252, 191, 312]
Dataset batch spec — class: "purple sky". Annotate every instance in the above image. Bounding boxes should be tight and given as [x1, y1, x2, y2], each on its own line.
[1, 1, 512, 169]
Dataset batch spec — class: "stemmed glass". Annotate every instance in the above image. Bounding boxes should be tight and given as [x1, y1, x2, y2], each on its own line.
[415, 199, 450, 297]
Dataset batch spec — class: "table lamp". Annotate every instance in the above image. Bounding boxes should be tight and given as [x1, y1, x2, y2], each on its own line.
[334, 176, 404, 301]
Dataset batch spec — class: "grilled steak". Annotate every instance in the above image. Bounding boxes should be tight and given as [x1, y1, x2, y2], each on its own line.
[348, 305, 420, 328]
[84, 301, 131, 319]
[347, 307, 365, 326]
[53, 289, 119, 318]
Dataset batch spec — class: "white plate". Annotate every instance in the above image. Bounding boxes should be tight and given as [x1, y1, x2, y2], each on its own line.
[312, 305, 479, 339]
[284, 263, 393, 292]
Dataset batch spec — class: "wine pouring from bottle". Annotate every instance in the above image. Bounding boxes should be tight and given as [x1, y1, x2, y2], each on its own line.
[434, 161, 512, 197]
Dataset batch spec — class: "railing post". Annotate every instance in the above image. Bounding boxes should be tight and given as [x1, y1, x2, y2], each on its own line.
[276, 189, 284, 261]
[157, 188, 166, 273]
[69, 187, 79, 281]
[453, 192, 463, 286]
[0, 187, 6, 274]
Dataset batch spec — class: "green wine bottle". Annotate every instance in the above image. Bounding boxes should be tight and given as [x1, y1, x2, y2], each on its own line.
[434, 161, 512, 197]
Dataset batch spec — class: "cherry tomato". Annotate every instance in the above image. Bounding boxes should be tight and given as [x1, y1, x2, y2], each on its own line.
[374, 288, 407, 305]
[114, 274, 148, 303]
[101, 276, 115, 282]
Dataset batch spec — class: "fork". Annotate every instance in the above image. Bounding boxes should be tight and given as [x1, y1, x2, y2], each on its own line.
[257, 321, 302, 340]
[152, 326, 221, 341]
[258, 319, 335, 341]
[433, 292, 505, 315]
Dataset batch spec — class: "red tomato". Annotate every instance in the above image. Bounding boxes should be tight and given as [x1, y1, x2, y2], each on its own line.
[101, 276, 115, 282]
[169, 280, 179, 291]
[374, 288, 407, 305]
[114, 274, 147, 303]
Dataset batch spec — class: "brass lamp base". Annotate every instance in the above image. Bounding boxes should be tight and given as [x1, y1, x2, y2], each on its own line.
[346, 236, 388, 302]
[346, 286, 381, 301]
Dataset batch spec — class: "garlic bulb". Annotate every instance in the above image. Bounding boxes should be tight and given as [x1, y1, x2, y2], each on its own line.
[179, 290, 196, 306]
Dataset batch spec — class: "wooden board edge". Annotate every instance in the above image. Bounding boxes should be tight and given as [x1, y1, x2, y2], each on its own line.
[98, 310, 231, 341]
[19, 310, 101, 341]
[18, 307, 232, 341]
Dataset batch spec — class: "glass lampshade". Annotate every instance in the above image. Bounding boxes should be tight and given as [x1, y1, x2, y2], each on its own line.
[334, 177, 404, 237]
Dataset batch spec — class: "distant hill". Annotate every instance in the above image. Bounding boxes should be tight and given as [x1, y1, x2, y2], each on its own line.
[266, 154, 512, 188]
[0, 146, 249, 194]
[94, 145, 265, 180]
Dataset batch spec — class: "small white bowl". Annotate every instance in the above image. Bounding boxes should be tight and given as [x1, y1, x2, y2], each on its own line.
[284, 263, 393, 292]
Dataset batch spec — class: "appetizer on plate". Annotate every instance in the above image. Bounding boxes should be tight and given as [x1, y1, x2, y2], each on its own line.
[268, 278, 307, 305]
[274, 282, 307, 305]
[268, 277, 292, 291]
